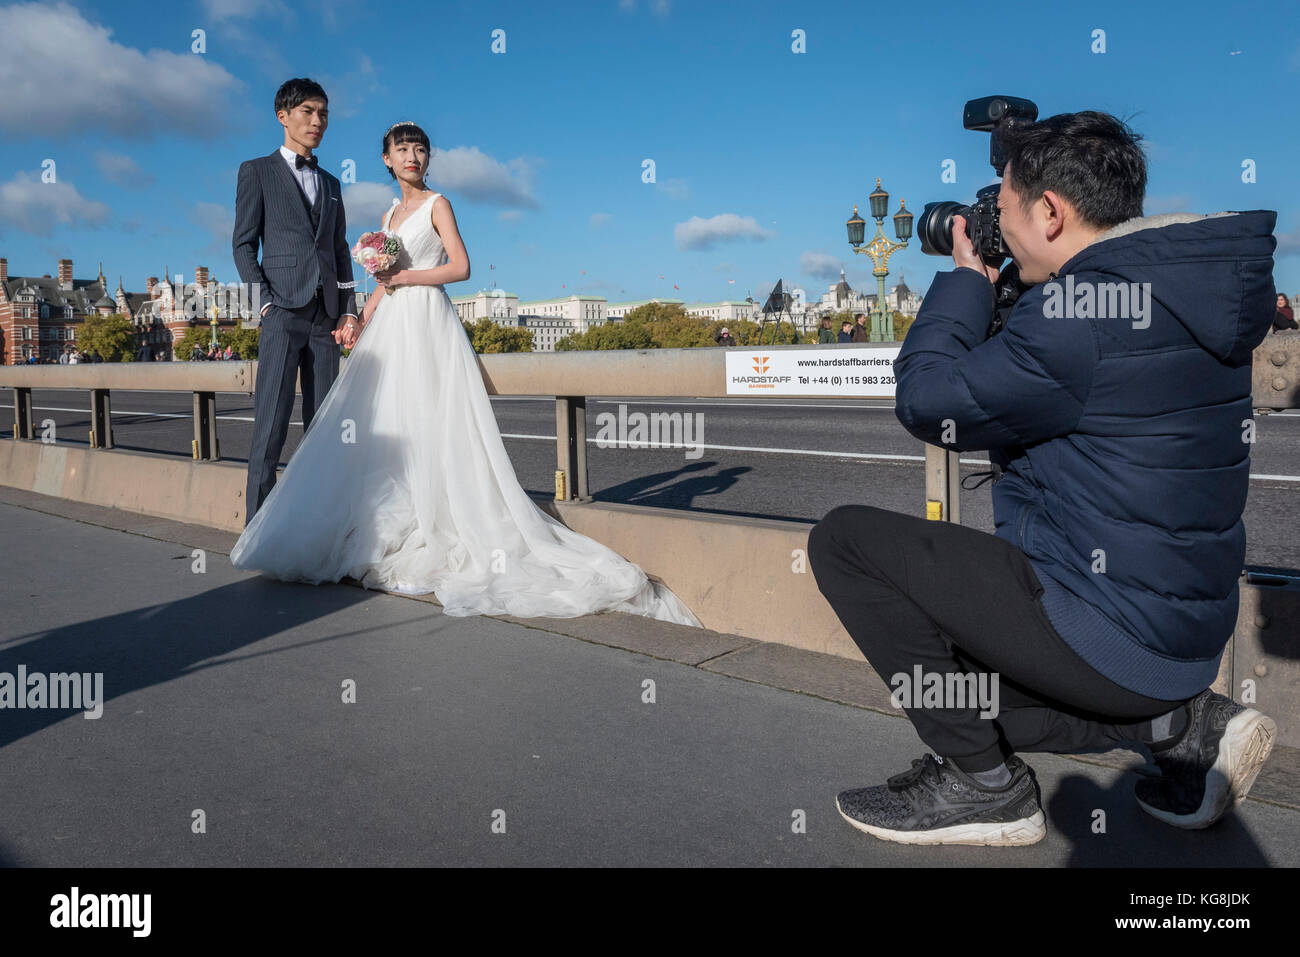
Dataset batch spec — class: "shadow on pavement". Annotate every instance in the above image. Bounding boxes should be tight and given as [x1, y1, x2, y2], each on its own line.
[0, 577, 376, 752]
[1049, 772, 1271, 865]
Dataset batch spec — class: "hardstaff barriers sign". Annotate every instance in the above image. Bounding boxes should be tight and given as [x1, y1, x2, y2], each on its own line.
[724, 346, 901, 397]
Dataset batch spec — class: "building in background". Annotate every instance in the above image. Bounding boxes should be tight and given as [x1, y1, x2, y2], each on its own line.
[0, 257, 142, 363]
[1, 252, 931, 362]
[887, 275, 923, 315]
[684, 300, 757, 322]
[139, 265, 248, 360]
[820, 268, 872, 317]
[516, 294, 607, 351]
[450, 288, 520, 326]
[605, 298, 685, 321]
[815, 267, 922, 332]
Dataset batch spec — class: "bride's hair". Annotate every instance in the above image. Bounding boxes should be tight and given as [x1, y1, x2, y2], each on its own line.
[383, 122, 432, 181]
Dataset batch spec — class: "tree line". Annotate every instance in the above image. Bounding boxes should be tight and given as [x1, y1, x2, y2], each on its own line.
[63, 303, 917, 362]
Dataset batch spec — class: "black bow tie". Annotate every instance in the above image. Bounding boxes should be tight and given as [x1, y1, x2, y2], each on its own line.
[295, 153, 318, 170]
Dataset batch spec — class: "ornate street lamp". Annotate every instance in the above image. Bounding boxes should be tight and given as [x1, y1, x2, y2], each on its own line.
[846, 178, 910, 341]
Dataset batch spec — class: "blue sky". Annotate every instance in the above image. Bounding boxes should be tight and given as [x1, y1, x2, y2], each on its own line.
[1, 0, 1297, 307]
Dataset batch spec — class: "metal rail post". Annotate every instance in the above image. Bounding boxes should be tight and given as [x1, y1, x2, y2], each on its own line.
[554, 395, 591, 502]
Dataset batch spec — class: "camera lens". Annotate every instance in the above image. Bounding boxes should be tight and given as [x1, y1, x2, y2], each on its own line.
[918, 201, 965, 256]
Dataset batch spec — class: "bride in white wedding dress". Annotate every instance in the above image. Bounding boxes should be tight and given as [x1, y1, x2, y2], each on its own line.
[230, 122, 701, 627]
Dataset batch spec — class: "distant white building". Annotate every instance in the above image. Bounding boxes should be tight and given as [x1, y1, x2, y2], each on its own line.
[821, 268, 873, 316]
[518, 315, 573, 351]
[441, 279, 922, 350]
[685, 300, 757, 322]
[818, 267, 922, 318]
[888, 275, 923, 315]
[450, 288, 520, 326]
[515, 294, 607, 351]
[517, 294, 606, 330]
[605, 297, 685, 321]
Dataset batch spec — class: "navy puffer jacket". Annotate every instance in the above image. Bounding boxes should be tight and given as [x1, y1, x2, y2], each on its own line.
[895, 211, 1277, 699]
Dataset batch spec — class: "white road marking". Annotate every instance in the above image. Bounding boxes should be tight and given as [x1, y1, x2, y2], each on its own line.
[31, 392, 899, 411]
[26, 406, 298, 426]
[505, 432, 992, 465]
[15, 404, 1300, 481]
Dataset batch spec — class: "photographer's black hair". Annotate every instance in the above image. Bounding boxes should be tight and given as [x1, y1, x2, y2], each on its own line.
[275, 78, 328, 115]
[1001, 111, 1147, 229]
[383, 122, 432, 181]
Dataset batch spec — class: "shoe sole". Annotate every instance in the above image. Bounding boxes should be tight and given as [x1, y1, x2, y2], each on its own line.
[835, 797, 1046, 846]
[1137, 708, 1277, 829]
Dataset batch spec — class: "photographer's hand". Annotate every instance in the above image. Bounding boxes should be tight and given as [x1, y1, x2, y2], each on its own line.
[951, 214, 1001, 284]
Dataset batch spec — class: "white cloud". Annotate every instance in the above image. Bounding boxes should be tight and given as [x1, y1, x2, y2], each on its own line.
[1276, 226, 1300, 259]
[0, 171, 111, 236]
[674, 213, 774, 251]
[341, 182, 398, 232]
[196, 0, 297, 82]
[590, 212, 613, 228]
[499, 210, 524, 222]
[94, 151, 155, 189]
[315, 54, 385, 120]
[800, 251, 843, 281]
[429, 146, 541, 208]
[190, 201, 235, 258]
[202, 20, 289, 83]
[0, 3, 244, 139]
[656, 178, 689, 200]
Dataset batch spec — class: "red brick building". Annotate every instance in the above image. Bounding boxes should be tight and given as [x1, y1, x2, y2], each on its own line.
[0, 257, 131, 363]
[0, 256, 247, 363]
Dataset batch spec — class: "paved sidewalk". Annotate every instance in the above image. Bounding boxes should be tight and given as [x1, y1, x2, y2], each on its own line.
[1, 495, 1296, 866]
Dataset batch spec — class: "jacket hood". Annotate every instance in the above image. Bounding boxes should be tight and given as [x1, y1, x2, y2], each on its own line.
[1061, 209, 1277, 364]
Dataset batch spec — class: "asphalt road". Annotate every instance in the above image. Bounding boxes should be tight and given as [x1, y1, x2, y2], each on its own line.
[6, 387, 1300, 569]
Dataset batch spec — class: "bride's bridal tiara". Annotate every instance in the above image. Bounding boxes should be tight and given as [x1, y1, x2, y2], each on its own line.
[385, 120, 420, 135]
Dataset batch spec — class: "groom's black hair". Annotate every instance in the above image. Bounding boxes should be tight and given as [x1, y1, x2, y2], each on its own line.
[275, 78, 328, 115]
[383, 122, 432, 180]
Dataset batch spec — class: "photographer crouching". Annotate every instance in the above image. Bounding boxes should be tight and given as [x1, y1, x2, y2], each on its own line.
[807, 101, 1279, 847]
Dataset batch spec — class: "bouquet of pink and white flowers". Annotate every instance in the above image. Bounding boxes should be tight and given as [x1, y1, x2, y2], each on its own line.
[351, 231, 405, 294]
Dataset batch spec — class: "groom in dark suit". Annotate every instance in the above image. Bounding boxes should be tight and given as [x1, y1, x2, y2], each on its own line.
[233, 77, 361, 524]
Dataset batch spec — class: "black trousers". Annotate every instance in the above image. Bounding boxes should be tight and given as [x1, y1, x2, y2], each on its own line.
[245, 294, 339, 523]
[807, 504, 1188, 773]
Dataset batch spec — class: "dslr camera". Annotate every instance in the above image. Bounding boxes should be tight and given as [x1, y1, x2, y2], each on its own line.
[917, 96, 1039, 268]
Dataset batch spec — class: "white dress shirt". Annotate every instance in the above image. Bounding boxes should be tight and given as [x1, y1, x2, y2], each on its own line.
[279, 144, 318, 205]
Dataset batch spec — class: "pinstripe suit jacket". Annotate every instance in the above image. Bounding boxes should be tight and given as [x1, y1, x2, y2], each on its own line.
[232, 148, 356, 320]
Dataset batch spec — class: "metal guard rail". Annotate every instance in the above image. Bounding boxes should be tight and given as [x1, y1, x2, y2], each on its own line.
[5, 336, 1300, 524]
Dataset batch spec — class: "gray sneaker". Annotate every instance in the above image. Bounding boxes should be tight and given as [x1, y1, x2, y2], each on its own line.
[1134, 688, 1276, 829]
[835, 754, 1045, 846]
